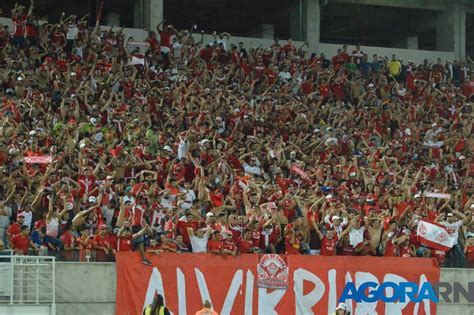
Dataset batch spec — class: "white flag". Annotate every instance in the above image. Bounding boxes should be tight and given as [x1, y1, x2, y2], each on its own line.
[417, 220, 454, 251]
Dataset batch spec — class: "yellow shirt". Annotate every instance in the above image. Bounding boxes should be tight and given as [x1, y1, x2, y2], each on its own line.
[387, 60, 401, 76]
[143, 305, 165, 315]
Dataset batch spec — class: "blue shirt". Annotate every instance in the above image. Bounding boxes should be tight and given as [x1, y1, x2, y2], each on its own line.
[30, 230, 44, 247]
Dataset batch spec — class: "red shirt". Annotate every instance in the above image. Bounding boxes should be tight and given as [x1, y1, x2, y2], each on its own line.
[130, 205, 144, 227]
[7, 223, 21, 238]
[465, 245, 474, 263]
[60, 231, 75, 248]
[331, 82, 345, 100]
[93, 235, 110, 250]
[384, 241, 398, 257]
[399, 244, 412, 258]
[177, 220, 192, 245]
[222, 240, 236, 252]
[13, 15, 26, 37]
[339, 243, 354, 256]
[432, 249, 446, 265]
[207, 239, 222, 252]
[159, 31, 172, 48]
[237, 238, 253, 253]
[321, 237, 337, 256]
[319, 84, 331, 98]
[12, 234, 29, 254]
[117, 235, 133, 252]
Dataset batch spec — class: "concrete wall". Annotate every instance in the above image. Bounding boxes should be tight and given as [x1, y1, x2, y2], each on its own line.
[53, 263, 473, 315]
[55, 262, 116, 315]
[0, 17, 456, 65]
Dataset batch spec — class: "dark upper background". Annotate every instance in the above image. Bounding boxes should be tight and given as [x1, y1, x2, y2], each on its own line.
[1, 0, 473, 56]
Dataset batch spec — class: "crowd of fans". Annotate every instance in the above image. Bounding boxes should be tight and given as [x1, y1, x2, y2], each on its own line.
[0, 1, 473, 267]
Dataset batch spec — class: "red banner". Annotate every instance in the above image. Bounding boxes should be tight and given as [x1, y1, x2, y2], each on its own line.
[116, 253, 440, 315]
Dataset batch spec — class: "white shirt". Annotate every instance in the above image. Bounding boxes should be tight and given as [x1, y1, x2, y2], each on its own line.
[278, 71, 291, 82]
[190, 235, 208, 253]
[349, 227, 366, 247]
[160, 195, 176, 209]
[217, 38, 227, 50]
[19, 210, 33, 228]
[242, 160, 261, 176]
[47, 217, 59, 238]
[441, 220, 463, 245]
[172, 41, 182, 58]
[181, 188, 196, 203]
[177, 140, 188, 160]
[67, 22, 78, 40]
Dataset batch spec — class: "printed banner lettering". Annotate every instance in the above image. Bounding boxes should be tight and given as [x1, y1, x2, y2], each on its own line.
[24, 156, 52, 164]
[116, 253, 440, 315]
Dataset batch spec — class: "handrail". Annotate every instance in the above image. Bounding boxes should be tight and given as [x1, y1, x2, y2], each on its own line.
[0, 250, 56, 314]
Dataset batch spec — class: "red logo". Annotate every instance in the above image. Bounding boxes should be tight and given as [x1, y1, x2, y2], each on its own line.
[436, 231, 447, 241]
[418, 223, 427, 236]
[257, 254, 289, 290]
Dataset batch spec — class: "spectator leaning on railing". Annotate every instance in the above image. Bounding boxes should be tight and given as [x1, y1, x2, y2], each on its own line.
[0, 1, 473, 267]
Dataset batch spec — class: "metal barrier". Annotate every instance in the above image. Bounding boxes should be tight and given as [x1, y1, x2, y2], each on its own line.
[0, 250, 56, 315]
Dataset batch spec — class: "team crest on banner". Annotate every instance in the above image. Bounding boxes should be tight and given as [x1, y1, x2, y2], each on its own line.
[256, 254, 289, 289]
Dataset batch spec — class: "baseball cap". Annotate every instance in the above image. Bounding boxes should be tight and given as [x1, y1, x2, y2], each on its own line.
[88, 196, 97, 203]
[163, 145, 172, 152]
[332, 215, 341, 221]
[206, 212, 215, 218]
[447, 213, 454, 217]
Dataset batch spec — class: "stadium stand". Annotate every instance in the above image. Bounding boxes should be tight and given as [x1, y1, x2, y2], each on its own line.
[0, 0, 473, 271]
